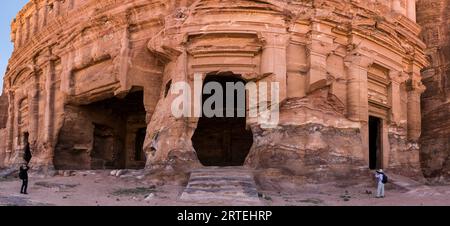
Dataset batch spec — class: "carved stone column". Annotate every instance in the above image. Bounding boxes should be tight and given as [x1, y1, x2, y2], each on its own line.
[407, 0, 416, 22]
[42, 0, 48, 27]
[24, 17, 30, 43]
[345, 54, 374, 122]
[389, 71, 409, 124]
[260, 33, 290, 102]
[43, 56, 57, 143]
[40, 53, 59, 166]
[306, 27, 336, 93]
[54, 0, 61, 16]
[406, 77, 426, 141]
[116, 26, 131, 94]
[32, 3, 40, 35]
[60, 49, 74, 95]
[15, 23, 22, 48]
[29, 68, 40, 145]
[6, 90, 15, 156]
[13, 94, 21, 153]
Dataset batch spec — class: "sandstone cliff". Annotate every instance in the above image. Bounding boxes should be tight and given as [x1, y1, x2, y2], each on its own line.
[417, 0, 450, 181]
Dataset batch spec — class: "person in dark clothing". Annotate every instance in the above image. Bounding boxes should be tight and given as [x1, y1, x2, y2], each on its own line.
[19, 164, 30, 194]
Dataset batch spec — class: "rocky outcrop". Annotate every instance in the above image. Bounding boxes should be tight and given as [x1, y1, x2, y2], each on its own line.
[417, 0, 450, 181]
[246, 89, 366, 181]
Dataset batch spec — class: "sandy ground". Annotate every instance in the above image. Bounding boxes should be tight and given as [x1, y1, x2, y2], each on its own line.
[1, 170, 450, 206]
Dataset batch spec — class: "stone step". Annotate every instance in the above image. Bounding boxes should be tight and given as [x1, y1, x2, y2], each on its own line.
[180, 167, 263, 205]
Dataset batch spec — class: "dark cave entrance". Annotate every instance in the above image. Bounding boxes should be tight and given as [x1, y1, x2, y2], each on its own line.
[54, 90, 148, 170]
[91, 123, 122, 169]
[134, 128, 147, 162]
[23, 132, 32, 164]
[88, 91, 148, 169]
[192, 74, 254, 167]
[369, 116, 383, 170]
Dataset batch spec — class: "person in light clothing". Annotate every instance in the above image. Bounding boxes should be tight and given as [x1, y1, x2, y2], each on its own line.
[375, 169, 386, 198]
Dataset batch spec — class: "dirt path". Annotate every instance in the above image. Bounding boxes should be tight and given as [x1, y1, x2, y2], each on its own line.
[1, 170, 450, 206]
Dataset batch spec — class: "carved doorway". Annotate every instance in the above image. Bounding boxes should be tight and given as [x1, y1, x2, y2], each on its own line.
[369, 116, 383, 170]
[192, 73, 253, 166]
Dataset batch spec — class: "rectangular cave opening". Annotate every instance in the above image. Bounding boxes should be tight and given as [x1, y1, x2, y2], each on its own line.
[54, 90, 148, 170]
[369, 116, 383, 170]
[192, 73, 254, 167]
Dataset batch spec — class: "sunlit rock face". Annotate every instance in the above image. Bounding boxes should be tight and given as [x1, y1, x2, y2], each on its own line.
[417, 0, 450, 181]
[0, 0, 429, 180]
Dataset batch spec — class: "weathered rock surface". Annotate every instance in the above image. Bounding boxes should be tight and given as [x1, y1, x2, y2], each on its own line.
[417, 0, 450, 180]
[246, 89, 367, 179]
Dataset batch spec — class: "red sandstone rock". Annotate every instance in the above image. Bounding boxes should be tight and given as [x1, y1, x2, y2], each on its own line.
[417, 0, 450, 180]
[0, 0, 430, 180]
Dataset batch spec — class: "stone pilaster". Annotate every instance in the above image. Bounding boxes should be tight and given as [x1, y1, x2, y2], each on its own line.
[407, 0, 416, 22]
[33, 3, 40, 35]
[42, 0, 49, 27]
[406, 77, 426, 141]
[116, 26, 131, 94]
[54, 0, 61, 16]
[15, 22, 22, 48]
[389, 71, 409, 124]
[260, 33, 290, 102]
[60, 49, 74, 95]
[6, 90, 15, 156]
[24, 16, 31, 44]
[43, 55, 57, 144]
[12, 93, 21, 155]
[344, 54, 374, 122]
[30, 68, 40, 145]
[306, 26, 336, 93]
[39, 53, 59, 166]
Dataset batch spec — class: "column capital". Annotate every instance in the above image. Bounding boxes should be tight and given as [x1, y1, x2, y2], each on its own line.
[260, 32, 290, 48]
[41, 47, 59, 62]
[406, 79, 426, 94]
[344, 53, 374, 68]
[306, 39, 340, 56]
[389, 71, 409, 84]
